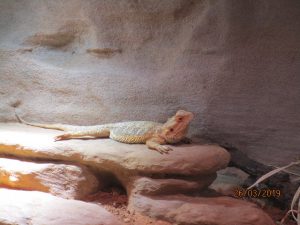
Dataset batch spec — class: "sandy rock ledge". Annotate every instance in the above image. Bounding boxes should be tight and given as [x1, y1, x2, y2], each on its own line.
[0, 123, 275, 225]
[0, 123, 230, 192]
[0, 157, 99, 199]
[0, 189, 123, 225]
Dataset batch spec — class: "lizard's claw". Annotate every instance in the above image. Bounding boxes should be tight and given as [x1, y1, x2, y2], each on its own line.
[54, 134, 69, 141]
[156, 145, 173, 154]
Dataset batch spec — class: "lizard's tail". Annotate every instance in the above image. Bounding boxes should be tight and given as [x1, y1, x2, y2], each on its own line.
[14, 110, 73, 131]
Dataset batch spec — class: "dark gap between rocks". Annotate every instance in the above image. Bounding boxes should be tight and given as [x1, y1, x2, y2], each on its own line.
[142, 172, 212, 180]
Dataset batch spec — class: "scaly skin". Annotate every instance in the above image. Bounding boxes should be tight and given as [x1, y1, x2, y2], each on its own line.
[15, 110, 194, 154]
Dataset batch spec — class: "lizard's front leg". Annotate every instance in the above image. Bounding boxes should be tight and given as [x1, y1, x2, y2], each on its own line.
[146, 137, 173, 154]
[54, 129, 110, 141]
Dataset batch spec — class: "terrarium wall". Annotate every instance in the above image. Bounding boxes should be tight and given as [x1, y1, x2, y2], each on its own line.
[0, 0, 299, 165]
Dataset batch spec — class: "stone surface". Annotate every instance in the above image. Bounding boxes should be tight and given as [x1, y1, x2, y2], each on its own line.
[0, 157, 99, 199]
[0, 123, 230, 187]
[210, 166, 249, 196]
[129, 175, 216, 196]
[0, 0, 299, 166]
[0, 188, 123, 225]
[129, 194, 275, 225]
[0, 124, 277, 225]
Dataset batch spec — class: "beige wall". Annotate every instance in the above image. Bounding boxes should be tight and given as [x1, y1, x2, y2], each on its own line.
[1, 0, 299, 165]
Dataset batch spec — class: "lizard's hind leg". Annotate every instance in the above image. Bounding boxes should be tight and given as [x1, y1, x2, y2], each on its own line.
[54, 127, 110, 141]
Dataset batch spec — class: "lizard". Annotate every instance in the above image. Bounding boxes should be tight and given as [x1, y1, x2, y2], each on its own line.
[15, 110, 194, 154]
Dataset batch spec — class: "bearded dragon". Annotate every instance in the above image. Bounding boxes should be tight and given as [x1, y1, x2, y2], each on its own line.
[15, 110, 194, 154]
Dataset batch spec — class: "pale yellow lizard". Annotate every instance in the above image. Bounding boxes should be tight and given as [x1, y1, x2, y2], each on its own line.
[15, 110, 194, 154]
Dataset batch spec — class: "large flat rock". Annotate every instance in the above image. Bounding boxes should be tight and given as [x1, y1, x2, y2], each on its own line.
[0, 188, 123, 225]
[0, 123, 230, 179]
[0, 123, 272, 225]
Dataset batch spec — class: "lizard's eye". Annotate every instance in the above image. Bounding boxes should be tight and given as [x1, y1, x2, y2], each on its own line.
[169, 128, 174, 132]
[178, 117, 183, 121]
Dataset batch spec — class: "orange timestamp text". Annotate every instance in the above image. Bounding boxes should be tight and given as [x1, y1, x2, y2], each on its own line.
[233, 187, 281, 199]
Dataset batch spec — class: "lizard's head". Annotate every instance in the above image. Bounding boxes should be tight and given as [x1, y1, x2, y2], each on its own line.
[160, 110, 194, 143]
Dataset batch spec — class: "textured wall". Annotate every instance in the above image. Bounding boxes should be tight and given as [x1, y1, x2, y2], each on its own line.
[0, 0, 299, 165]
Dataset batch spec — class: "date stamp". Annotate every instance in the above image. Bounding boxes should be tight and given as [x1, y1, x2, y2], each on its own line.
[233, 187, 281, 199]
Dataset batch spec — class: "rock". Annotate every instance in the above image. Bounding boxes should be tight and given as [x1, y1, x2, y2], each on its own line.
[129, 194, 275, 225]
[129, 175, 216, 196]
[210, 166, 249, 196]
[0, 157, 98, 199]
[0, 188, 123, 225]
[24, 20, 87, 49]
[0, 122, 275, 225]
[123, 218, 130, 223]
[0, 123, 230, 192]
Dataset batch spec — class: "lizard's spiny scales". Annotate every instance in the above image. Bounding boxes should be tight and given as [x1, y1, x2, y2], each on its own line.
[109, 121, 161, 144]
